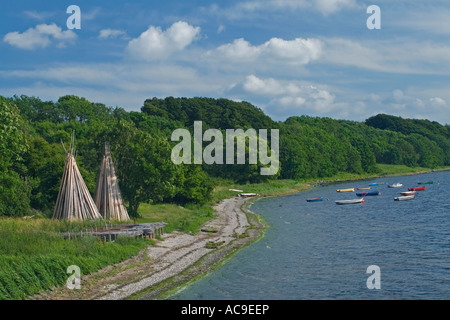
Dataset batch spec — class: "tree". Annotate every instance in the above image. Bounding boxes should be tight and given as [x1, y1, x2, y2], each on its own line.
[110, 120, 182, 217]
[0, 98, 31, 216]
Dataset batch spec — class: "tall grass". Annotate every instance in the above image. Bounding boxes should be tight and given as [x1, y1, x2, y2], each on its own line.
[0, 218, 149, 300]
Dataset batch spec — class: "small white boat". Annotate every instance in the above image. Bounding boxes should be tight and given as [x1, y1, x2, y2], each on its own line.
[388, 183, 404, 188]
[400, 191, 416, 196]
[336, 188, 354, 192]
[335, 199, 365, 205]
[240, 193, 260, 197]
[394, 195, 415, 201]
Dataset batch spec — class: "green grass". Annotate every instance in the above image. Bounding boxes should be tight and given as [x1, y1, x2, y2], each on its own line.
[376, 164, 444, 176]
[137, 203, 214, 234]
[0, 218, 150, 300]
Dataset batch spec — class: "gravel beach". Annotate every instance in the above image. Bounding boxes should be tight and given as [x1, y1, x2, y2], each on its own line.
[32, 195, 264, 300]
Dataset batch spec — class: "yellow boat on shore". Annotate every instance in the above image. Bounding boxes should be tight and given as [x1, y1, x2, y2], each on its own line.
[336, 188, 354, 192]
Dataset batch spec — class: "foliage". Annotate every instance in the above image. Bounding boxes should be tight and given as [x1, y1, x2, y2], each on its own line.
[0, 98, 31, 216]
[1, 95, 449, 219]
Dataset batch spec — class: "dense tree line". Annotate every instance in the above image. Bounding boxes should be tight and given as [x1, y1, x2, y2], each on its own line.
[1, 95, 449, 217]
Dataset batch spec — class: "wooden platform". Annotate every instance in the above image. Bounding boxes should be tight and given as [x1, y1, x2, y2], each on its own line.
[62, 222, 167, 242]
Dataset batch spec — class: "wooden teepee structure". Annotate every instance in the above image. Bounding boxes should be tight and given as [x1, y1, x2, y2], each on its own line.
[94, 142, 130, 221]
[53, 133, 102, 221]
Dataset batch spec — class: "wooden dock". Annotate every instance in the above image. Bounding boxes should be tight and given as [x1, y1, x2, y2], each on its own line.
[62, 222, 167, 242]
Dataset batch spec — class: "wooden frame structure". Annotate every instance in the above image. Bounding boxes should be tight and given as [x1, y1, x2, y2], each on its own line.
[94, 142, 130, 221]
[53, 133, 102, 220]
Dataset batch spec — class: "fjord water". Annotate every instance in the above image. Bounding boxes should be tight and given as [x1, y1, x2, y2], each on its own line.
[171, 171, 450, 300]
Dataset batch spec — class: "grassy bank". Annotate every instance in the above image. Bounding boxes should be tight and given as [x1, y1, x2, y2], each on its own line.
[0, 218, 150, 300]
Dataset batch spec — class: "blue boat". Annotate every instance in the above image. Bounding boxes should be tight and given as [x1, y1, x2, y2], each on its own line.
[306, 197, 324, 202]
[356, 191, 381, 196]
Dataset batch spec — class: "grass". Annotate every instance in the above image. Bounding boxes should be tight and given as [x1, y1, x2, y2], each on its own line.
[0, 218, 150, 300]
[137, 203, 215, 234]
[376, 164, 447, 176]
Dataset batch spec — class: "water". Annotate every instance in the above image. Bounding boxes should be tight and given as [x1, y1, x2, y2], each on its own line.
[170, 171, 450, 300]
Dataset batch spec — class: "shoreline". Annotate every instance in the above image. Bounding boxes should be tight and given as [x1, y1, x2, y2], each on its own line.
[32, 195, 265, 300]
[32, 166, 449, 300]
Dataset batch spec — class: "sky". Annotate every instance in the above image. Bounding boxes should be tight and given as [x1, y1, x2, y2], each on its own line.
[1, 0, 450, 124]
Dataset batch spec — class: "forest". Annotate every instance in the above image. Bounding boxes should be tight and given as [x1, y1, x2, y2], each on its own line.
[1, 94, 449, 218]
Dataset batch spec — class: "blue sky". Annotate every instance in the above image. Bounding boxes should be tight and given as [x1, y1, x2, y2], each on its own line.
[1, 0, 450, 124]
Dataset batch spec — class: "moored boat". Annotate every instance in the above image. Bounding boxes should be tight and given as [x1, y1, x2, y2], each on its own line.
[418, 181, 433, 185]
[240, 193, 261, 197]
[356, 191, 381, 196]
[306, 197, 324, 202]
[408, 186, 426, 191]
[335, 199, 365, 205]
[336, 188, 354, 192]
[388, 183, 403, 188]
[357, 187, 372, 190]
[400, 191, 416, 196]
[394, 195, 415, 201]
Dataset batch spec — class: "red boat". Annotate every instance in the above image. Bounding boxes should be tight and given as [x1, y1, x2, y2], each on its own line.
[408, 186, 426, 191]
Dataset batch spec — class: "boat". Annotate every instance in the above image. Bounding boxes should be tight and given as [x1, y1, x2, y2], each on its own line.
[229, 189, 244, 192]
[408, 186, 426, 191]
[400, 191, 416, 196]
[336, 188, 354, 192]
[388, 183, 403, 188]
[357, 187, 372, 190]
[369, 183, 379, 186]
[394, 195, 415, 201]
[306, 197, 324, 202]
[335, 199, 365, 205]
[240, 193, 261, 197]
[418, 181, 433, 185]
[356, 191, 381, 196]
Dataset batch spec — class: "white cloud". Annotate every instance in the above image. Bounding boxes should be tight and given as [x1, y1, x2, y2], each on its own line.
[217, 25, 226, 34]
[220, 0, 357, 18]
[392, 7, 450, 36]
[126, 21, 200, 61]
[314, 0, 357, 15]
[430, 97, 447, 107]
[0, 63, 222, 108]
[320, 38, 450, 75]
[230, 75, 337, 118]
[23, 10, 55, 21]
[211, 37, 322, 65]
[3, 23, 77, 50]
[98, 29, 128, 39]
